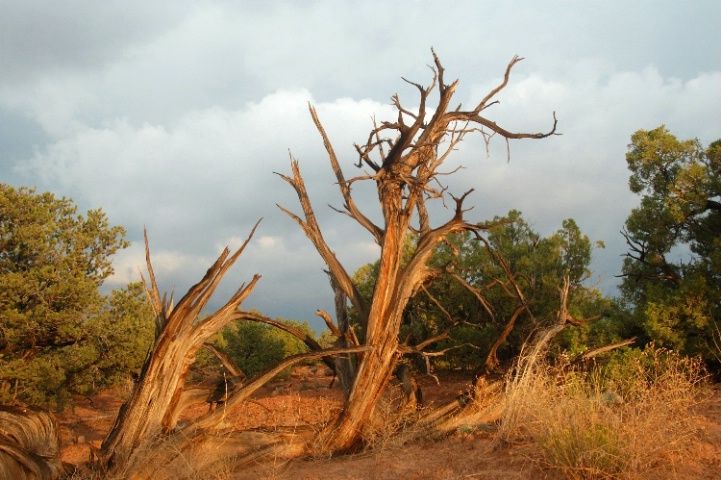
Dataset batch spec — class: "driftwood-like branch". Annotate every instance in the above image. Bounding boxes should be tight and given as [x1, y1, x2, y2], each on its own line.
[572, 337, 638, 363]
[275, 160, 369, 321]
[524, 276, 580, 358]
[188, 346, 374, 433]
[316, 310, 359, 347]
[308, 104, 383, 243]
[204, 343, 246, 379]
[485, 304, 528, 372]
[101, 222, 262, 475]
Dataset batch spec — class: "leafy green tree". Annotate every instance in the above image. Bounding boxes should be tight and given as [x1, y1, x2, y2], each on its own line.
[351, 211, 608, 370]
[70, 282, 155, 393]
[619, 127, 720, 369]
[0, 185, 145, 406]
[218, 316, 315, 378]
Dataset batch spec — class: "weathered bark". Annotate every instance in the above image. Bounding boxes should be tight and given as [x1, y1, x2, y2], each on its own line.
[316, 274, 359, 398]
[278, 51, 557, 452]
[394, 364, 422, 412]
[97, 222, 376, 478]
[0, 406, 64, 480]
[99, 223, 262, 476]
[103, 346, 370, 480]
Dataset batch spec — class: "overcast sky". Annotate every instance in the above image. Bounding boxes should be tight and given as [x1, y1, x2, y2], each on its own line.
[2, 0, 719, 332]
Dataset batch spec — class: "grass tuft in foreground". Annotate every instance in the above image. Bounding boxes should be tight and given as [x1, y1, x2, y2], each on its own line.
[497, 345, 710, 479]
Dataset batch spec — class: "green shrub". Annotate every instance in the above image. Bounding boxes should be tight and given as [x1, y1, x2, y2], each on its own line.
[217, 317, 316, 378]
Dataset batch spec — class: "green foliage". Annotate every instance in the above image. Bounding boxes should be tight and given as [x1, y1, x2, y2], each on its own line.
[0, 281, 154, 408]
[0, 185, 153, 408]
[218, 317, 315, 378]
[352, 211, 607, 371]
[619, 127, 720, 370]
[81, 283, 155, 390]
[220, 322, 285, 378]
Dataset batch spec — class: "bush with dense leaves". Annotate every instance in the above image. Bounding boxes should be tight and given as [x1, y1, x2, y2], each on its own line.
[0, 185, 153, 407]
[216, 317, 315, 378]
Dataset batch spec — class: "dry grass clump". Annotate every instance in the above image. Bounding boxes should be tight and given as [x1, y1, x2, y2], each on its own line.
[496, 345, 711, 480]
[361, 393, 419, 452]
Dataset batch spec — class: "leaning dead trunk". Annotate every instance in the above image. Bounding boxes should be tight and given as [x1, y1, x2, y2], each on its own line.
[103, 346, 370, 480]
[97, 224, 376, 478]
[99, 225, 262, 476]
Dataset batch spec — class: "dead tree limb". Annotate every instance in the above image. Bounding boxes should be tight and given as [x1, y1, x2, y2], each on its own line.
[278, 51, 558, 452]
[108, 346, 372, 480]
[100, 222, 262, 476]
[204, 343, 246, 380]
[572, 337, 638, 364]
[98, 221, 374, 478]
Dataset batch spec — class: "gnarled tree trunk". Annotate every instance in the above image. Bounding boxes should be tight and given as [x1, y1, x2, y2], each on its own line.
[278, 50, 558, 452]
[97, 223, 371, 479]
[99, 224, 262, 476]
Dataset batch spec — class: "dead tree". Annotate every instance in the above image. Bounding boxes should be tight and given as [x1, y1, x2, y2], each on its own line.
[98, 224, 263, 475]
[278, 50, 558, 451]
[95, 52, 559, 476]
[97, 225, 370, 479]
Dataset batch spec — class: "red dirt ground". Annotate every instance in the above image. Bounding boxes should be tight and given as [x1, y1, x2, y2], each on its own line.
[57, 368, 720, 480]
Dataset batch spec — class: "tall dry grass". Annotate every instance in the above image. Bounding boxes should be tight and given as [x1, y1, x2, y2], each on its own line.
[496, 345, 711, 480]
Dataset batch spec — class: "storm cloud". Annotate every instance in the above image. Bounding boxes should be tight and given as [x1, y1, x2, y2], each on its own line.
[2, 0, 719, 331]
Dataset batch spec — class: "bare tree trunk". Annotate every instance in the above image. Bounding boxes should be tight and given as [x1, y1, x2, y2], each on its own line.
[99, 225, 262, 476]
[326, 273, 358, 398]
[97, 226, 373, 478]
[277, 51, 557, 452]
[105, 347, 369, 480]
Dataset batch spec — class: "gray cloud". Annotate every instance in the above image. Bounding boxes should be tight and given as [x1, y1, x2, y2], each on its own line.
[0, 1, 193, 82]
[2, 1, 719, 332]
